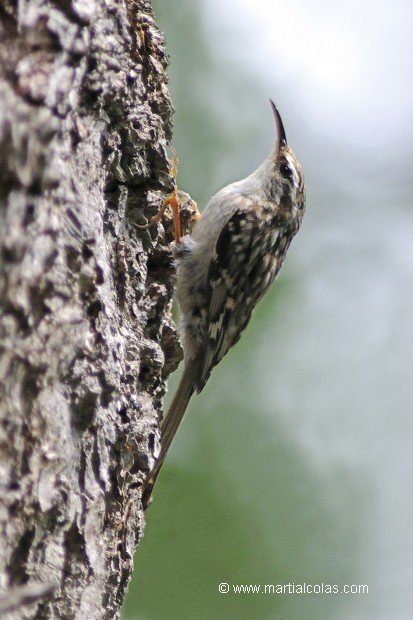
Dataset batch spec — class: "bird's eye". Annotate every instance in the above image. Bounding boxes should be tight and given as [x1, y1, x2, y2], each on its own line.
[280, 162, 292, 179]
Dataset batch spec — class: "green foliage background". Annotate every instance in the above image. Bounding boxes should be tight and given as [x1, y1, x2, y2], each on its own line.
[123, 1, 413, 618]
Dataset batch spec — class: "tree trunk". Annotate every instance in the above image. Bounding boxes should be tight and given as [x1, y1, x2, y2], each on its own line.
[0, 1, 183, 617]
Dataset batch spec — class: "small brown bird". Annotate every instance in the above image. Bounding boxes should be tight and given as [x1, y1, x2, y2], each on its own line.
[144, 100, 306, 503]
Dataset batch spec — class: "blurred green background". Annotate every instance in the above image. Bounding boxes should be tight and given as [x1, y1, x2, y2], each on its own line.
[123, 1, 413, 618]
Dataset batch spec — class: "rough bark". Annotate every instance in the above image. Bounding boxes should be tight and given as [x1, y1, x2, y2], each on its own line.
[0, 1, 185, 617]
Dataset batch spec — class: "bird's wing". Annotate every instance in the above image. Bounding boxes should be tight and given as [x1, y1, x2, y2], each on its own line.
[196, 200, 288, 391]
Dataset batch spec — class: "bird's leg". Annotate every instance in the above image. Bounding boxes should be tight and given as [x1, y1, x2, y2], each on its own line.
[135, 148, 200, 242]
[162, 168, 181, 242]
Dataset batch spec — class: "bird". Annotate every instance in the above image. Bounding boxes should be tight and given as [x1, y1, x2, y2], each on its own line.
[143, 100, 306, 505]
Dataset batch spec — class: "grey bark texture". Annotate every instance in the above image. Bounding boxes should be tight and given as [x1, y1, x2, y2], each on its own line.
[0, 1, 187, 617]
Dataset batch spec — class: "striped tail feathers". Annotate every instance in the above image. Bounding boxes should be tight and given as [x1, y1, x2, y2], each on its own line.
[142, 363, 198, 508]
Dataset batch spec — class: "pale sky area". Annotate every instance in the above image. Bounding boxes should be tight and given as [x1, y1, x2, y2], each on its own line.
[204, 0, 413, 151]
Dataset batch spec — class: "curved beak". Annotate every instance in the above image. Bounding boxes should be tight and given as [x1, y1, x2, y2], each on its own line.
[269, 99, 287, 151]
